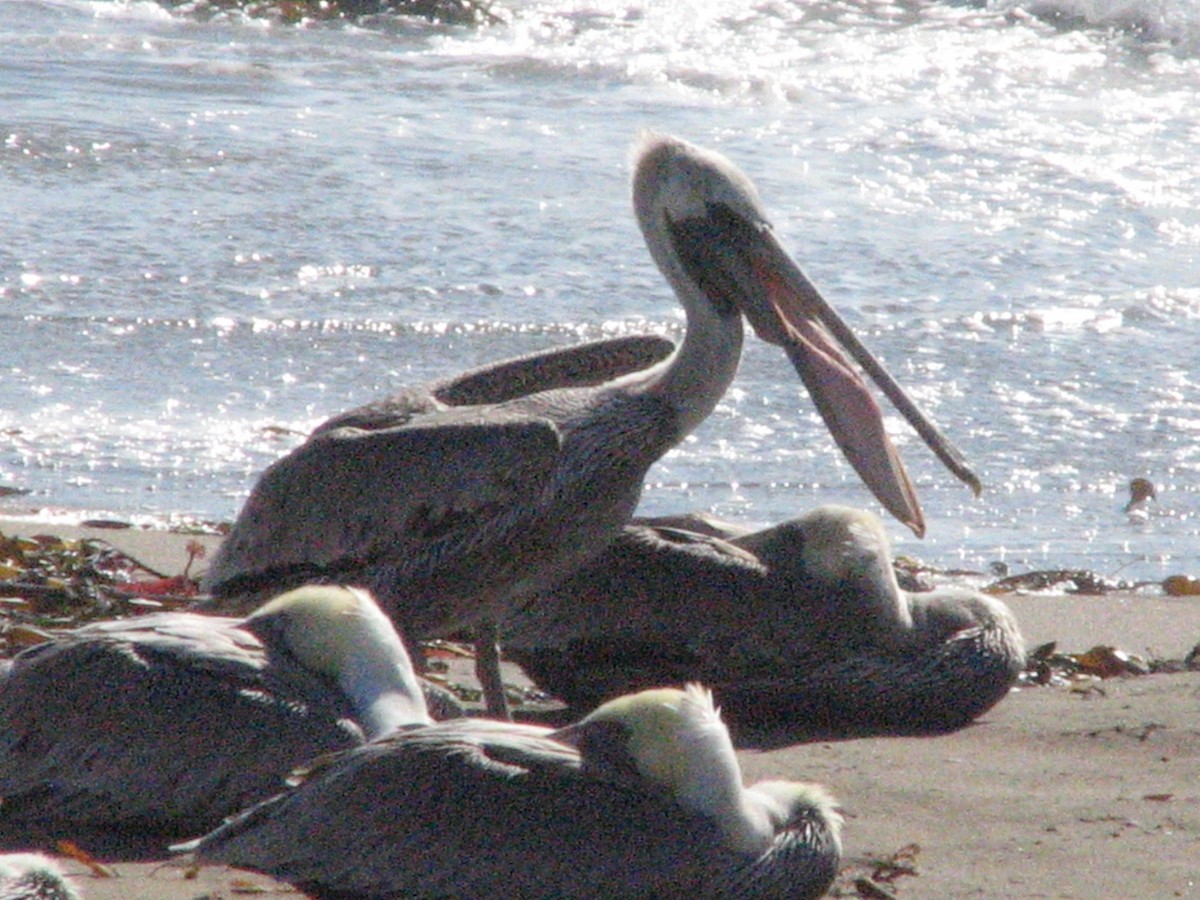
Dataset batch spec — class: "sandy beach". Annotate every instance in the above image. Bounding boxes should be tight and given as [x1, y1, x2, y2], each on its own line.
[2, 518, 1198, 898]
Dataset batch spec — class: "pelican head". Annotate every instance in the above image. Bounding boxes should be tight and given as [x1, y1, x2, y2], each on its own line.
[908, 586, 1024, 650]
[740, 505, 912, 635]
[553, 683, 840, 856]
[633, 134, 772, 310]
[633, 133, 981, 539]
[247, 585, 432, 735]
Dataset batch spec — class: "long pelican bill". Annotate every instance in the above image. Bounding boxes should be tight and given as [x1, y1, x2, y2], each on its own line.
[206, 132, 980, 723]
[666, 200, 981, 538]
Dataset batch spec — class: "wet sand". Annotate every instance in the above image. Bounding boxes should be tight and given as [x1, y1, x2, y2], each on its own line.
[2, 518, 1198, 898]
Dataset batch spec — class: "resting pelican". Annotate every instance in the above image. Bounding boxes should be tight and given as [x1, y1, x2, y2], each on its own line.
[179, 683, 842, 900]
[505, 506, 1024, 739]
[0, 854, 80, 900]
[202, 133, 980, 716]
[0, 585, 434, 841]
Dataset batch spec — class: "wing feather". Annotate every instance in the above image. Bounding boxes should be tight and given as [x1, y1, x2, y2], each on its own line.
[0, 616, 361, 835]
[192, 720, 733, 898]
[205, 412, 560, 594]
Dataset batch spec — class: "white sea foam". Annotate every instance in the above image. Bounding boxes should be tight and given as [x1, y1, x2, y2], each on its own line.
[0, 0, 1196, 582]
[996, 0, 1200, 49]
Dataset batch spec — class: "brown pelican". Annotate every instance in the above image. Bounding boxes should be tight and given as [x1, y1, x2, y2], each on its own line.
[0, 585, 434, 841]
[179, 683, 842, 900]
[504, 506, 1024, 739]
[0, 854, 80, 900]
[202, 133, 980, 716]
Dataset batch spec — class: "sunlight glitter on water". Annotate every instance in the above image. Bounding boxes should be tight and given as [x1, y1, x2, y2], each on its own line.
[2, 0, 1199, 584]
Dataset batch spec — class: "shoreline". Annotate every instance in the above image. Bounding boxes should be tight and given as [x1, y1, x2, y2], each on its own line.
[2, 515, 1196, 660]
[2, 519, 1199, 897]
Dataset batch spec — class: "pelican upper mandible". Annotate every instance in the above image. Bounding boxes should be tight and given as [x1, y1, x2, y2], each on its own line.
[0, 585, 435, 842]
[505, 505, 1023, 739]
[201, 133, 980, 716]
[179, 683, 842, 899]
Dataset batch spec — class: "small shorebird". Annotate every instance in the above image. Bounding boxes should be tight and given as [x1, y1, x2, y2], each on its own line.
[1124, 477, 1157, 522]
[180, 683, 842, 900]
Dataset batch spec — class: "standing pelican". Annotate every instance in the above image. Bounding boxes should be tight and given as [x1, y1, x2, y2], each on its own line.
[180, 683, 842, 900]
[505, 506, 1024, 739]
[0, 585, 434, 841]
[202, 133, 980, 715]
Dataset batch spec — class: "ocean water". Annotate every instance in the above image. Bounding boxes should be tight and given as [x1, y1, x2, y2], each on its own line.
[1, 0, 1198, 585]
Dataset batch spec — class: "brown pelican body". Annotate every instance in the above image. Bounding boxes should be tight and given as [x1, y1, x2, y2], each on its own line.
[0, 586, 432, 841]
[505, 506, 1024, 739]
[202, 134, 979, 714]
[0, 854, 80, 900]
[181, 684, 842, 900]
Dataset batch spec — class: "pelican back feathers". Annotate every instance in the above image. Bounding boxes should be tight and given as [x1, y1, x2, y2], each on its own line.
[0, 591, 432, 838]
[185, 691, 840, 899]
[506, 505, 1024, 738]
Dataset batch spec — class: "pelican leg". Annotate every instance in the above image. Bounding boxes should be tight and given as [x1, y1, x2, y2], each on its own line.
[474, 620, 512, 720]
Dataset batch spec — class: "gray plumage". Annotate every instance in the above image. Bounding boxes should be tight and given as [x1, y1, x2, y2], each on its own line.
[201, 132, 979, 724]
[505, 505, 1024, 739]
[201, 133, 979, 716]
[181, 685, 841, 900]
[0, 585, 434, 838]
